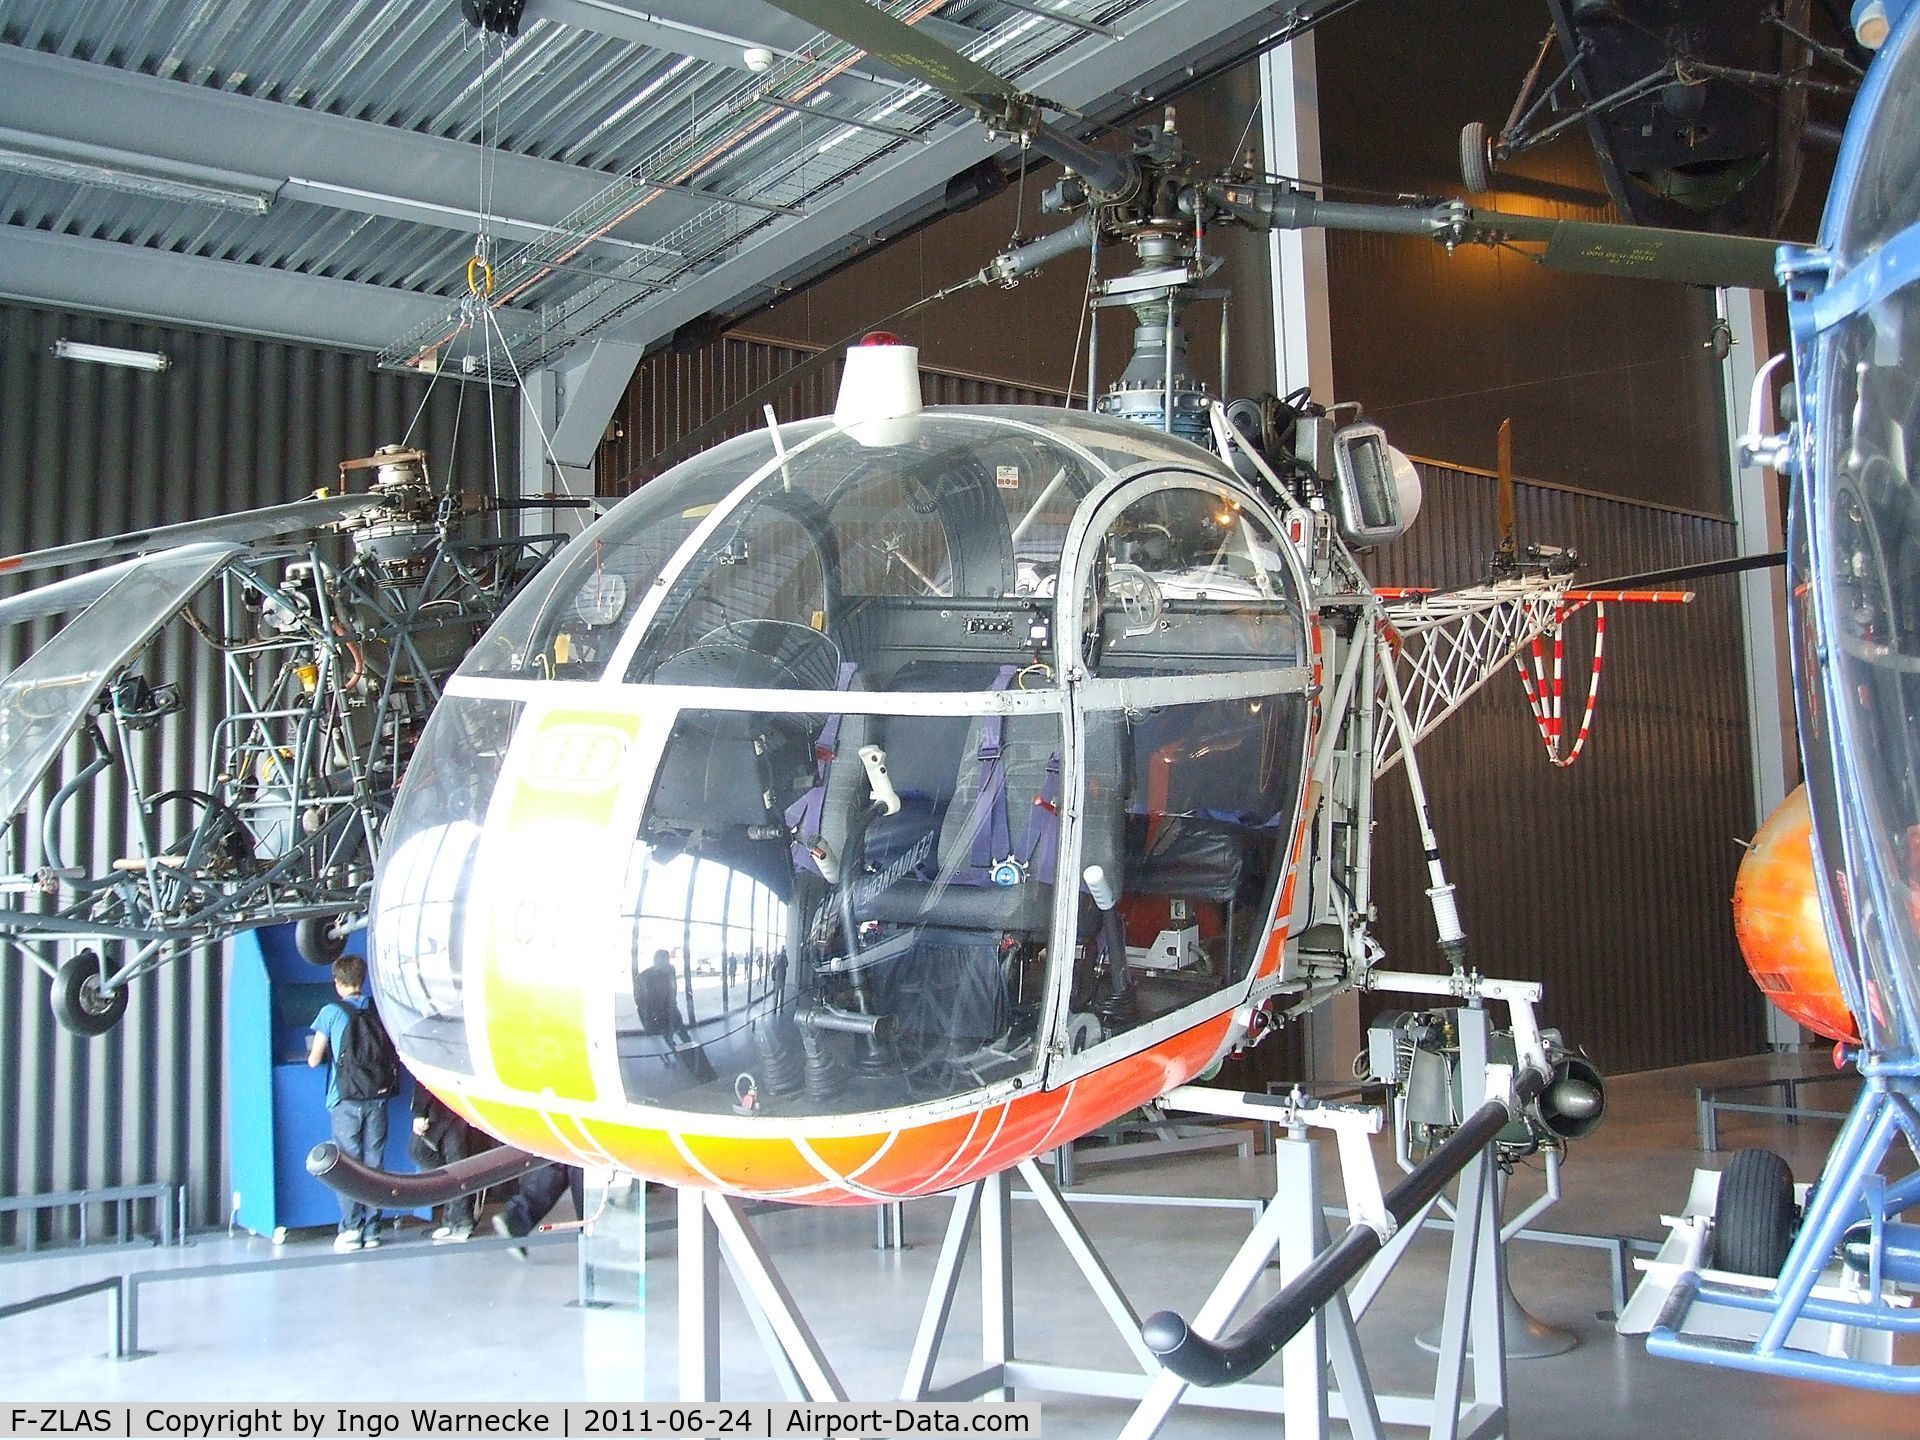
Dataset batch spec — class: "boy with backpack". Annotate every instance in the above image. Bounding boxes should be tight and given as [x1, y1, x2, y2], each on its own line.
[307, 955, 398, 1251]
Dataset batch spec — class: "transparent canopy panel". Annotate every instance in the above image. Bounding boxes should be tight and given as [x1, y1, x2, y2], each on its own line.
[373, 406, 1313, 1127]
[1793, 10, 1920, 1063]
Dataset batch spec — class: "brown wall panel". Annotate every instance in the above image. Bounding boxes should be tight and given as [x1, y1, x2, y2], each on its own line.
[597, 333, 1069, 493]
[1315, 1, 1735, 516]
[1363, 463, 1767, 1073]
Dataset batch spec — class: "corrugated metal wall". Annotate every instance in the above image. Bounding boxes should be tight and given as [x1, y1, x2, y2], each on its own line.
[0, 301, 515, 1242]
[596, 332, 1067, 491]
[1364, 462, 1767, 1073]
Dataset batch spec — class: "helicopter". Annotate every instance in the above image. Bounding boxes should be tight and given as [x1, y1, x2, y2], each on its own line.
[1616, 0, 1920, 1392]
[1459, 0, 1865, 236]
[298, 0, 1819, 1222]
[0, 445, 587, 1035]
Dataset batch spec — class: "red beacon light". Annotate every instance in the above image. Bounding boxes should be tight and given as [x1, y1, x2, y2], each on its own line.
[835, 332, 922, 446]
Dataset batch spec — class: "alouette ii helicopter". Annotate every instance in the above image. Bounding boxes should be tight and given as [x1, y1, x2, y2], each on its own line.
[0, 444, 586, 1035]
[1612, 0, 1920, 1394]
[314, 0, 1804, 1228]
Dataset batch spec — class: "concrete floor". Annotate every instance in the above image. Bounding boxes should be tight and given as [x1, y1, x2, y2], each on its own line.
[2, 1052, 1914, 1437]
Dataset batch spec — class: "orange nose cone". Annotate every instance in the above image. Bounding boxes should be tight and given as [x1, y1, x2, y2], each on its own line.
[1733, 785, 1860, 1043]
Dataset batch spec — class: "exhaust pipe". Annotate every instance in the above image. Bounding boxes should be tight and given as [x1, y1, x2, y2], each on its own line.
[307, 1140, 551, 1208]
[1142, 1064, 1549, 1386]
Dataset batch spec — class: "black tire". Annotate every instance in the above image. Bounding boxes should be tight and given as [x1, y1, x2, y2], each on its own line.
[1460, 120, 1493, 194]
[51, 951, 129, 1037]
[1713, 1148, 1797, 1276]
[296, 915, 347, 967]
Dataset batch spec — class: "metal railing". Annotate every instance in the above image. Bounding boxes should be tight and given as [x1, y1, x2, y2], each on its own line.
[0, 1276, 126, 1359]
[0, 1182, 185, 1261]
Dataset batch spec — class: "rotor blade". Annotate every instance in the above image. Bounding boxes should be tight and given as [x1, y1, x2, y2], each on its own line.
[1531, 219, 1783, 290]
[0, 555, 154, 628]
[759, 0, 1025, 115]
[0, 494, 384, 580]
[0, 544, 239, 823]
[1232, 189, 1785, 290]
[1496, 419, 1516, 562]
[756, 0, 1137, 197]
[1588, 550, 1786, 590]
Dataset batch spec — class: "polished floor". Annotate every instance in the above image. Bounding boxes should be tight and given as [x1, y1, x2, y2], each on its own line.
[2, 1052, 1914, 1437]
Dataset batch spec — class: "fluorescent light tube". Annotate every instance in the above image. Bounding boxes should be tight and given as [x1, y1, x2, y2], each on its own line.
[51, 340, 171, 372]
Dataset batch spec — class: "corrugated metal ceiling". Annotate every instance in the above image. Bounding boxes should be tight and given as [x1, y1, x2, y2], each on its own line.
[0, 0, 1250, 374]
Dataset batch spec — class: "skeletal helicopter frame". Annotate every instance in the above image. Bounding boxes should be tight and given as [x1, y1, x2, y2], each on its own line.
[0, 493, 575, 1034]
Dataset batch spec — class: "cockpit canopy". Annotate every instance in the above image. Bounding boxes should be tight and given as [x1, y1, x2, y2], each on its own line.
[373, 407, 1316, 1127]
[1790, 8, 1920, 1063]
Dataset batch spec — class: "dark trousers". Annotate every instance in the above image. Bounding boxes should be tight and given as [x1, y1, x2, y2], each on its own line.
[501, 1163, 584, 1237]
[329, 1098, 388, 1234]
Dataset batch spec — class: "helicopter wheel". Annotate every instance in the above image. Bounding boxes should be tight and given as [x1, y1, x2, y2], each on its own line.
[1459, 120, 1493, 194]
[296, 915, 348, 967]
[52, 951, 129, 1037]
[1712, 1148, 1798, 1276]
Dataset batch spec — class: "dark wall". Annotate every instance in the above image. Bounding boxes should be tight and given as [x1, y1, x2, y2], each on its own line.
[0, 301, 513, 1239]
[1366, 463, 1766, 1072]
[1316, 0, 1733, 516]
[597, 334, 1068, 492]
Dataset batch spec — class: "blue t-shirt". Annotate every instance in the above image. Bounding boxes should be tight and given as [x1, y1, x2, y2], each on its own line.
[312, 995, 369, 1109]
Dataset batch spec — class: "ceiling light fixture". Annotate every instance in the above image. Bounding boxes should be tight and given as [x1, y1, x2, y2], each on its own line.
[0, 145, 273, 215]
[51, 340, 171, 373]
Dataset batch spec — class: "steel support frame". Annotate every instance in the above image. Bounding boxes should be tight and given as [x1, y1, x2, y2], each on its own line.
[1375, 586, 1573, 777]
[1260, 30, 1334, 403]
[1646, 1077, 1920, 1392]
[672, 1072, 1516, 1440]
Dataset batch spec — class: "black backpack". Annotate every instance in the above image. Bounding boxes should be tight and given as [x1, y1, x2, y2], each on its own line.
[333, 1000, 398, 1102]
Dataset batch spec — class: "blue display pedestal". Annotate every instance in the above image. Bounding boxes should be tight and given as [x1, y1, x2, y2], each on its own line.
[227, 925, 427, 1240]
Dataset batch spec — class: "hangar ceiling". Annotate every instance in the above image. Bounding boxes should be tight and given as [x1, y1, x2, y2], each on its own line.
[0, 0, 1294, 384]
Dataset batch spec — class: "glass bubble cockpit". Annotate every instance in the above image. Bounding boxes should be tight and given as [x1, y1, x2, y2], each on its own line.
[1789, 2, 1920, 1069]
[370, 406, 1314, 1129]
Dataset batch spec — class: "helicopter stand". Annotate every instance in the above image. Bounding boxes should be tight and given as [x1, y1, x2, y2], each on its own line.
[671, 1020, 1517, 1439]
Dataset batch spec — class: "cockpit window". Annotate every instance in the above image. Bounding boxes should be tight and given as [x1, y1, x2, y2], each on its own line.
[461, 425, 831, 681]
[616, 702, 1062, 1115]
[1083, 482, 1305, 673]
[613, 413, 1106, 690]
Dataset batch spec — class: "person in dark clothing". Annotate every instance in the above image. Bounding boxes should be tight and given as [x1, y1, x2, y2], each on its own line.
[491, 1163, 584, 1259]
[633, 948, 717, 1084]
[307, 955, 386, 1252]
[410, 1088, 484, 1240]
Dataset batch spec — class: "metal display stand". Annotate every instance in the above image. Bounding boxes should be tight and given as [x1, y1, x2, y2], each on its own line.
[672, 1002, 1530, 1439]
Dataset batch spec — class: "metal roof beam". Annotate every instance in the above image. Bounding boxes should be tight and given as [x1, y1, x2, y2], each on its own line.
[0, 46, 658, 248]
[595, 0, 1280, 360]
[520, 0, 970, 91]
[0, 227, 536, 354]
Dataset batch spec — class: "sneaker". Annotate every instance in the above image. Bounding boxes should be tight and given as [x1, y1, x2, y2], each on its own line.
[333, 1231, 363, 1253]
[362, 1232, 382, 1249]
[431, 1224, 472, 1242]
[492, 1213, 529, 1260]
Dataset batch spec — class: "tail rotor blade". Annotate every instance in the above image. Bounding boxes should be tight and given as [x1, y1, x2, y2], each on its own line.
[1589, 550, 1786, 590]
[1496, 418, 1516, 563]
